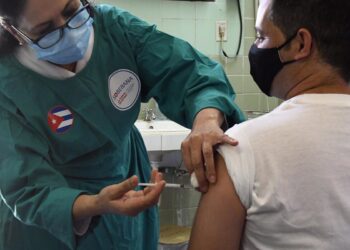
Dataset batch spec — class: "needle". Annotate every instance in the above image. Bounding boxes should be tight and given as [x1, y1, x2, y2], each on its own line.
[138, 183, 193, 189]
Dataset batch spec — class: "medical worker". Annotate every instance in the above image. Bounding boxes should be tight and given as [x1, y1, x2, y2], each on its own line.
[0, 0, 244, 249]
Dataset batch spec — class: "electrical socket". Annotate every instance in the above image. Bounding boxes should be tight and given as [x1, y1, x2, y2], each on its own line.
[216, 20, 227, 42]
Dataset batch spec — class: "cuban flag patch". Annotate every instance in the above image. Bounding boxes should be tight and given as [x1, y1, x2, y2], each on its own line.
[48, 106, 74, 133]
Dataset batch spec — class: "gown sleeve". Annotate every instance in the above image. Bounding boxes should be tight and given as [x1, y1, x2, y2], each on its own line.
[111, 8, 245, 127]
[0, 97, 84, 250]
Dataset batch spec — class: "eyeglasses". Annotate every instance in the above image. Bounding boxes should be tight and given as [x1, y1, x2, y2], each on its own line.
[11, 3, 92, 49]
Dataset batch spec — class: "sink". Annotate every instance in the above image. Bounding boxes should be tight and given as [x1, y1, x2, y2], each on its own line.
[135, 120, 190, 132]
[135, 120, 191, 152]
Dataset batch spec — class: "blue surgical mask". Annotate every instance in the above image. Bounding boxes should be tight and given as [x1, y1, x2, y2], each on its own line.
[29, 18, 93, 65]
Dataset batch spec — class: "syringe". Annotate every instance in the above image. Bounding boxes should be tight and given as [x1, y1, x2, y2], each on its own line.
[138, 183, 192, 189]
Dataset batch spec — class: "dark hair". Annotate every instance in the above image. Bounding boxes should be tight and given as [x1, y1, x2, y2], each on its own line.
[269, 0, 350, 82]
[0, 0, 92, 58]
[0, 0, 26, 57]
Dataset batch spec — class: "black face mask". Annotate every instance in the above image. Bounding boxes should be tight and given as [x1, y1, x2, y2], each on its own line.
[248, 33, 297, 96]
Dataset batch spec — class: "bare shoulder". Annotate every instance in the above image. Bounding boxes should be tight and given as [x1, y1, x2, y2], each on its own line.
[188, 153, 246, 250]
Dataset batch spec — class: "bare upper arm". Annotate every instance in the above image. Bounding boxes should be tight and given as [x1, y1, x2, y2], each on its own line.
[188, 153, 246, 250]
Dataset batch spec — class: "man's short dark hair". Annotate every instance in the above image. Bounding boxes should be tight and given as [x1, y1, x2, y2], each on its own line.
[269, 0, 350, 82]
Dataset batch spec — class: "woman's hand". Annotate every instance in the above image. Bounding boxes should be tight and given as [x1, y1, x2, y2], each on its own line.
[181, 108, 238, 192]
[96, 169, 165, 216]
[72, 170, 165, 234]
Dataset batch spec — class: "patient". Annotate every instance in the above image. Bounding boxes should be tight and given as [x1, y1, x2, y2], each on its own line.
[189, 0, 350, 249]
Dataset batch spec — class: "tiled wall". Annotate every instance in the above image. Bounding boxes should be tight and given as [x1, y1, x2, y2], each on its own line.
[95, 0, 281, 115]
[159, 170, 200, 227]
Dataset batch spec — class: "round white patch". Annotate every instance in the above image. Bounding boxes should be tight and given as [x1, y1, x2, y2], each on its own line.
[108, 69, 141, 111]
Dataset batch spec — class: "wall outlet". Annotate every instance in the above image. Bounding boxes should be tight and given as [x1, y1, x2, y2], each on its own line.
[216, 20, 227, 42]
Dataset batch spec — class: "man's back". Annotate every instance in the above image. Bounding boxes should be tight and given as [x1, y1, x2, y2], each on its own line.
[218, 94, 350, 249]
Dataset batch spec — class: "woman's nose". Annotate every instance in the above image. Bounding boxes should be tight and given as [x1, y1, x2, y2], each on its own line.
[53, 15, 68, 28]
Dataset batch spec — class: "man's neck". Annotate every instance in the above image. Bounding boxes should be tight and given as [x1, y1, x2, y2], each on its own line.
[284, 64, 350, 99]
[286, 79, 350, 99]
[292, 83, 350, 97]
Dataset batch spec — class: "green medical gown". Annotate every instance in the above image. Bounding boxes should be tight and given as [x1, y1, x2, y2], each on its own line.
[0, 4, 244, 250]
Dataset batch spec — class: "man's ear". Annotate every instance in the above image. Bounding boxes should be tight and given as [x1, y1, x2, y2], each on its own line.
[294, 28, 313, 60]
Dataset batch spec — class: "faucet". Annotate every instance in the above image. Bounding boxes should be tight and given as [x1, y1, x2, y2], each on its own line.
[144, 108, 156, 122]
